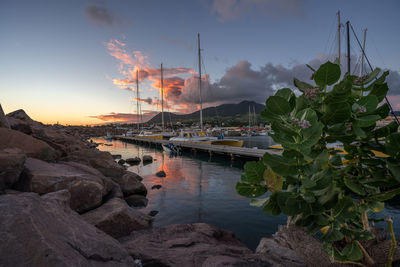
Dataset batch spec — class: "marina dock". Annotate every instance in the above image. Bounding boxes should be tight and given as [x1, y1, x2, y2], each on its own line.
[114, 135, 280, 160]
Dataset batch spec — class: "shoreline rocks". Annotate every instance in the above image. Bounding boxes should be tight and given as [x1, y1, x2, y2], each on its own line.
[0, 192, 135, 267]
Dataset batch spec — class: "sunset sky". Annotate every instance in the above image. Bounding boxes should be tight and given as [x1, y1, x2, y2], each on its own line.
[1, 0, 400, 125]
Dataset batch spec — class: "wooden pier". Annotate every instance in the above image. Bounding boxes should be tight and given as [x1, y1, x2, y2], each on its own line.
[114, 135, 280, 160]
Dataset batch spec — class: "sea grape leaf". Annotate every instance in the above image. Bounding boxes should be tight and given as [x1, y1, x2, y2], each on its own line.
[263, 152, 298, 176]
[236, 182, 267, 198]
[264, 167, 283, 192]
[322, 102, 351, 125]
[244, 161, 265, 183]
[294, 78, 314, 93]
[275, 88, 296, 110]
[314, 61, 341, 87]
[250, 197, 269, 207]
[356, 95, 378, 113]
[386, 132, 400, 158]
[266, 96, 291, 115]
[341, 241, 363, 261]
[369, 83, 389, 102]
[354, 115, 381, 127]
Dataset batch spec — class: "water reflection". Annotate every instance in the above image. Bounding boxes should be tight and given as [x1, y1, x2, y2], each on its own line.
[94, 138, 400, 250]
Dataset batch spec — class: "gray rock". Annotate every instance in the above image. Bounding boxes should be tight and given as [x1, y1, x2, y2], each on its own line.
[156, 170, 166, 177]
[0, 104, 10, 129]
[142, 155, 153, 162]
[0, 128, 57, 161]
[148, 210, 158, 217]
[112, 172, 147, 197]
[0, 148, 26, 191]
[151, 184, 162, 190]
[69, 180, 103, 213]
[0, 192, 134, 266]
[16, 158, 113, 213]
[82, 198, 153, 239]
[120, 223, 273, 267]
[126, 157, 141, 165]
[65, 149, 126, 179]
[125, 194, 148, 208]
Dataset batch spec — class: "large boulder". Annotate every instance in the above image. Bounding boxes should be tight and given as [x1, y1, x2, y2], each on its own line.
[0, 104, 10, 129]
[65, 149, 126, 178]
[0, 128, 57, 161]
[82, 198, 153, 239]
[120, 223, 273, 266]
[0, 148, 26, 191]
[0, 192, 135, 266]
[15, 158, 118, 213]
[112, 172, 147, 197]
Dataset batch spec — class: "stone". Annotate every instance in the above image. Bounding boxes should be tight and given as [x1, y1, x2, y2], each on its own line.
[6, 109, 40, 124]
[156, 170, 166, 177]
[148, 210, 158, 217]
[0, 104, 10, 129]
[65, 149, 126, 178]
[126, 157, 141, 165]
[151, 184, 162, 190]
[16, 158, 114, 213]
[112, 172, 147, 197]
[125, 194, 148, 208]
[142, 155, 153, 162]
[120, 223, 273, 267]
[118, 159, 126, 165]
[0, 192, 134, 266]
[0, 148, 26, 191]
[0, 128, 57, 161]
[69, 180, 103, 213]
[82, 198, 153, 239]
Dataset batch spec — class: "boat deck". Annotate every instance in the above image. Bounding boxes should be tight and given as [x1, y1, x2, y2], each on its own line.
[114, 135, 280, 160]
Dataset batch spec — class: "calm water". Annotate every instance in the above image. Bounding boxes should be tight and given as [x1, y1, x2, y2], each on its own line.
[95, 137, 400, 250]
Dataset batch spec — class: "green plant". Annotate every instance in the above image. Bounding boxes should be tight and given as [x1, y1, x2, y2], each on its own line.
[236, 61, 400, 265]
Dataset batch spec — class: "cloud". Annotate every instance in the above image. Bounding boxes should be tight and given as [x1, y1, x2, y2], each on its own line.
[89, 111, 158, 123]
[211, 0, 303, 22]
[85, 5, 115, 28]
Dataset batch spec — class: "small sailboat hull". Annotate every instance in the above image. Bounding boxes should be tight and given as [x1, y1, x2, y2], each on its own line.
[210, 139, 244, 147]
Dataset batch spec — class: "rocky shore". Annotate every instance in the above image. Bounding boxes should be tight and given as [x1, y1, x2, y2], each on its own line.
[1, 105, 399, 266]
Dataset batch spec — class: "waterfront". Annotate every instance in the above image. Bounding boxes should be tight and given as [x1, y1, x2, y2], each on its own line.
[96, 137, 400, 251]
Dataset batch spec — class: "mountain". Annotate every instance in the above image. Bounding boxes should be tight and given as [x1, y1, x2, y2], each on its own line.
[147, 100, 265, 125]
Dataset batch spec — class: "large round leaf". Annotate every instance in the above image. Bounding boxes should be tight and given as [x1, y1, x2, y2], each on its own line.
[322, 102, 351, 125]
[265, 96, 291, 115]
[314, 61, 341, 87]
[356, 95, 378, 113]
[275, 88, 296, 110]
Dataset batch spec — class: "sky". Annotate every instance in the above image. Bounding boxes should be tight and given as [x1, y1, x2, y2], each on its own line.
[1, 0, 400, 125]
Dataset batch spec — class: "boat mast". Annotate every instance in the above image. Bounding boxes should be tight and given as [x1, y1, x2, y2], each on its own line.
[360, 29, 367, 76]
[198, 33, 203, 132]
[346, 21, 351, 73]
[161, 63, 165, 131]
[136, 69, 140, 130]
[248, 105, 251, 130]
[337, 11, 341, 65]
[253, 106, 256, 126]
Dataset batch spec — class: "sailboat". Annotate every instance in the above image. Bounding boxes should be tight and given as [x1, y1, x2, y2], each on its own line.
[134, 69, 164, 140]
[170, 34, 243, 147]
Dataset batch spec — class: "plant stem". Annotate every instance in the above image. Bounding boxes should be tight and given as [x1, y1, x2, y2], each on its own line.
[386, 217, 397, 267]
[360, 199, 370, 231]
[356, 240, 375, 266]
